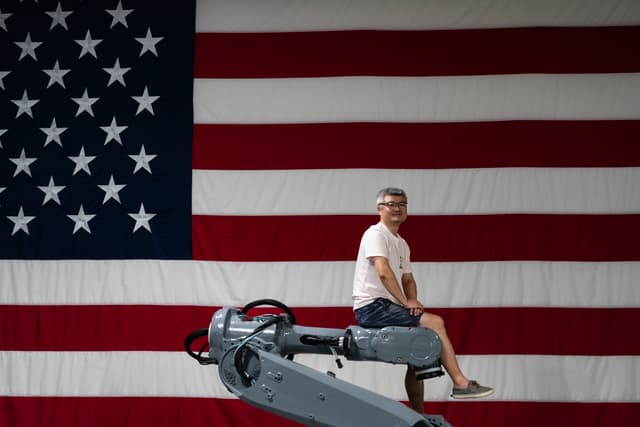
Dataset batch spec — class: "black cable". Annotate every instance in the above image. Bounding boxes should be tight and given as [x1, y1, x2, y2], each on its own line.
[233, 316, 282, 386]
[241, 299, 297, 325]
[300, 335, 340, 346]
[241, 299, 297, 361]
[184, 327, 216, 365]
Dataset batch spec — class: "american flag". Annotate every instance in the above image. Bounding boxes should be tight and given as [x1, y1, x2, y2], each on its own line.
[2, 0, 640, 426]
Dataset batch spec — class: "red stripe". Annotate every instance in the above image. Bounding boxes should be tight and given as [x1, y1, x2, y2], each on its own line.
[2, 305, 638, 355]
[0, 397, 299, 427]
[193, 121, 640, 169]
[429, 401, 640, 427]
[0, 305, 211, 352]
[2, 397, 638, 427]
[194, 27, 640, 78]
[192, 214, 640, 262]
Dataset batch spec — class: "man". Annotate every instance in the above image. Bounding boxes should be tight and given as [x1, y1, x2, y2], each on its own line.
[352, 187, 493, 413]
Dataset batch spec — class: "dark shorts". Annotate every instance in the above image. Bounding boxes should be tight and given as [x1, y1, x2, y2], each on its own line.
[354, 298, 421, 328]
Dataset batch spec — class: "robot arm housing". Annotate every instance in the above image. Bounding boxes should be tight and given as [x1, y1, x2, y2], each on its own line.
[207, 305, 443, 378]
[185, 300, 450, 427]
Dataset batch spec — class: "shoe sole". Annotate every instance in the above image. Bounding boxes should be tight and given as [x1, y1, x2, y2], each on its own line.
[450, 388, 495, 399]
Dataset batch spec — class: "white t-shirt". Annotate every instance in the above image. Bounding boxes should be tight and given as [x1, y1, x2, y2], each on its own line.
[352, 222, 412, 310]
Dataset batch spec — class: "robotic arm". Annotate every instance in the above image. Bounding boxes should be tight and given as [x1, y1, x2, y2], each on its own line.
[185, 299, 452, 427]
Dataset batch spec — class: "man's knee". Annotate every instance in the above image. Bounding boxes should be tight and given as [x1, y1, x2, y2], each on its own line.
[419, 313, 445, 331]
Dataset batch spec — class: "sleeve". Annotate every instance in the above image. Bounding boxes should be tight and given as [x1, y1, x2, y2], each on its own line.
[362, 228, 388, 259]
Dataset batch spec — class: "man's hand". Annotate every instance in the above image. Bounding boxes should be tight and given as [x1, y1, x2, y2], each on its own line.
[404, 298, 424, 316]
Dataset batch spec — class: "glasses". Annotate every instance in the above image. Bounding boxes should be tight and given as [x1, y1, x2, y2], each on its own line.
[378, 201, 408, 209]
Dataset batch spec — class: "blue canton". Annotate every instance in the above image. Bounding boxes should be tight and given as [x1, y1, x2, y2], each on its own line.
[0, 0, 194, 259]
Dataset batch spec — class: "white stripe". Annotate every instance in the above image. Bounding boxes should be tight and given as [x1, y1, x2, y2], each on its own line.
[2, 351, 637, 402]
[194, 74, 640, 123]
[196, 0, 640, 31]
[192, 168, 640, 215]
[2, 260, 639, 308]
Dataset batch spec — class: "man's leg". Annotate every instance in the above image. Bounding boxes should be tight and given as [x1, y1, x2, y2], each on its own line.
[405, 366, 424, 413]
[419, 312, 468, 389]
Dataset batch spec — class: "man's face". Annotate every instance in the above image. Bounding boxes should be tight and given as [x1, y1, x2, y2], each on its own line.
[377, 194, 408, 226]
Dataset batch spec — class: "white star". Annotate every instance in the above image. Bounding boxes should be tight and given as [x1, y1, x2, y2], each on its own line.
[7, 206, 35, 236]
[15, 32, 42, 61]
[67, 205, 95, 234]
[10, 148, 37, 177]
[46, 2, 73, 30]
[72, 89, 99, 117]
[100, 116, 127, 145]
[0, 70, 9, 89]
[38, 177, 65, 205]
[68, 146, 96, 175]
[43, 60, 70, 88]
[0, 128, 6, 149]
[103, 58, 130, 87]
[11, 90, 39, 118]
[131, 86, 159, 115]
[0, 9, 12, 32]
[98, 175, 126, 204]
[135, 27, 163, 57]
[75, 30, 102, 58]
[129, 145, 156, 174]
[128, 203, 156, 233]
[40, 118, 67, 147]
[106, 1, 133, 28]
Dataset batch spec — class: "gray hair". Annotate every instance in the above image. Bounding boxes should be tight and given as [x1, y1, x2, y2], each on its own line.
[376, 187, 407, 204]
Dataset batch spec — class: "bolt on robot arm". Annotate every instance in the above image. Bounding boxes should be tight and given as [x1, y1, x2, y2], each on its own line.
[185, 299, 452, 427]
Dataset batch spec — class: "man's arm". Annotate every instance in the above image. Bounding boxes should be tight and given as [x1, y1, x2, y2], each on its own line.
[402, 272, 424, 316]
[371, 256, 409, 306]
